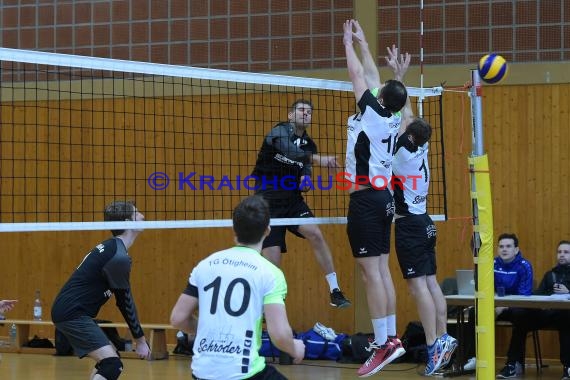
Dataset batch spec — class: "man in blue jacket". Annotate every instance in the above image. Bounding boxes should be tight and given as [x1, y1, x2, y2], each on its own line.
[463, 233, 533, 372]
[497, 240, 570, 379]
[494, 233, 534, 317]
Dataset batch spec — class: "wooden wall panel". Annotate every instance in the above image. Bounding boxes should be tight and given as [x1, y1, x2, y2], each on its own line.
[1, 84, 569, 362]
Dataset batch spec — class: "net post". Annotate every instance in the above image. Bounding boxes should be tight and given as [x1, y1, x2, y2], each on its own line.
[469, 69, 495, 379]
[470, 70, 485, 156]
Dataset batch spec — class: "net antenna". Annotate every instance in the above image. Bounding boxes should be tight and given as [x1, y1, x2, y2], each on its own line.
[0, 47, 445, 232]
[419, 0, 425, 117]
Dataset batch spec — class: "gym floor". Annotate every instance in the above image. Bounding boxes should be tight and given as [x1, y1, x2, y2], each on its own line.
[0, 353, 566, 379]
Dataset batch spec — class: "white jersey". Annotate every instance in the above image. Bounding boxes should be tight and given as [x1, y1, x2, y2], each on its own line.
[345, 90, 401, 189]
[186, 246, 287, 380]
[392, 131, 430, 215]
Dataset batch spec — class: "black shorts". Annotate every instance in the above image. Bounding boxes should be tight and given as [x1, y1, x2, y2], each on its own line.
[261, 196, 314, 253]
[54, 315, 112, 358]
[395, 213, 437, 279]
[346, 188, 394, 257]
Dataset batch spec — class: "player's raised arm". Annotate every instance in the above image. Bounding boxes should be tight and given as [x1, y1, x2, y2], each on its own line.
[385, 45, 413, 134]
[352, 20, 381, 90]
[344, 20, 367, 102]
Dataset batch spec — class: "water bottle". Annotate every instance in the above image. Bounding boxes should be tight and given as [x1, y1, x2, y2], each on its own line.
[33, 290, 42, 320]
[9, 324, 17, 346]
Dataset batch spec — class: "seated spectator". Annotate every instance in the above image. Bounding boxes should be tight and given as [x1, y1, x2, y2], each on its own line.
[497, 240, 570, 379]
[494, 232, 534, 317]
[462, 233, 533, 371]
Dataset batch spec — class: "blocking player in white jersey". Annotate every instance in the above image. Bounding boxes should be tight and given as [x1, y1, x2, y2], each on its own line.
[343, 19, 408, 377]
[170, 195, 304, 380]
[390, 46, 457, 375]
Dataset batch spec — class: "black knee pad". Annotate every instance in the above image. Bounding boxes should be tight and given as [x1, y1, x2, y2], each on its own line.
[96, 357, 123, 380]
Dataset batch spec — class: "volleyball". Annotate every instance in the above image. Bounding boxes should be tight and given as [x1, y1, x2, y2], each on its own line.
[477, 54, 508, 84]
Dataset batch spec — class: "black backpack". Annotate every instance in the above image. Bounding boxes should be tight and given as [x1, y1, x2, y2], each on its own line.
[337, 332, 375, 364]
[25, 335, 55, 349]
[173, 332, 194, 356]
[398, 321, 427, 363]
[334, 323, 430, 365]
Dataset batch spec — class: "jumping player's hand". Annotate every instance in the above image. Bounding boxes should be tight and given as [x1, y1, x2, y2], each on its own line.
[291, 339, 305, 364]
[318, 155, 340, 169]
[385, 45, 411, 82]
[135, 337, 151, 360]
[343, 20, 354, 46]
[351, 20, 366, 45]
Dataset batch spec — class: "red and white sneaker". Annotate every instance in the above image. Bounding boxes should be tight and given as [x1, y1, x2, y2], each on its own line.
[388, 335, 406, 360]
[357, 340, 400, 378]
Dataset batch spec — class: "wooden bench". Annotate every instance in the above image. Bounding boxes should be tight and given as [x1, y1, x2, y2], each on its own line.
[0, 319, 177, 360]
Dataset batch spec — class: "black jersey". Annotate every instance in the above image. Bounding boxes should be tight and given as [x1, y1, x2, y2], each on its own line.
[52, 237, 144, 338]
[252, 122, 317, 199]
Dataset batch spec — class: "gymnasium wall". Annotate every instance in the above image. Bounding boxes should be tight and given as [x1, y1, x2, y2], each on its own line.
[0, 1, 568, 70]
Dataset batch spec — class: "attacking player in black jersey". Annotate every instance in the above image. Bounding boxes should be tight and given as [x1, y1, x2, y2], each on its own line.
[252, 99, 351, 308]
[52, 201, 150, 380]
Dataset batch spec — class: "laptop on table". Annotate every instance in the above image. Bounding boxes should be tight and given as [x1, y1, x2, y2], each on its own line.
[456, 269, 475, 295]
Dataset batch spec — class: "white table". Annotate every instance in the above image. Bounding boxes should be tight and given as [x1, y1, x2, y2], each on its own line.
[445, 294, 570, 309]
[442, 294, 570, 377]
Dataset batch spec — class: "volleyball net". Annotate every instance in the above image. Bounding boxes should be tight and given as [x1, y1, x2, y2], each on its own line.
[0, 48, 446, 232]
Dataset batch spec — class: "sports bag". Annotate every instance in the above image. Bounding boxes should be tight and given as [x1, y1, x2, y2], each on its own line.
[259, 328, 348, 361]
[295, 328, 348, 360]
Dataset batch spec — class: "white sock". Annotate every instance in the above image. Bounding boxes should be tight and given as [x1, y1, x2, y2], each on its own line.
[372, 317, 388, 345]
[386, 314, 397, 336]
[325, 272, 339, 292]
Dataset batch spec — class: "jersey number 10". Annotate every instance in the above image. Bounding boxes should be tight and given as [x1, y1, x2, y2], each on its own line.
[204, 276, 251, 317]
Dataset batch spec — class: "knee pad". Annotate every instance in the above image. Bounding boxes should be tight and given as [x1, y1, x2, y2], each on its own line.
[96, 357, 123, 380]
